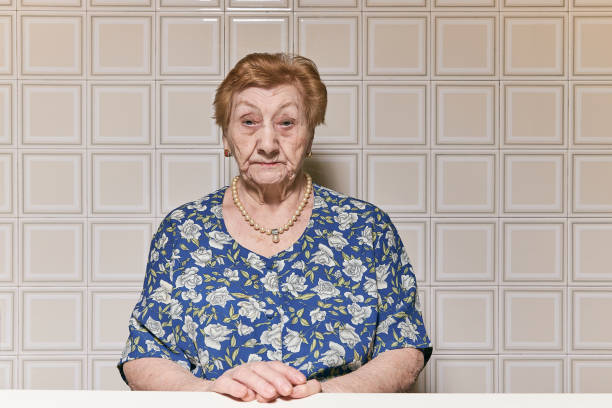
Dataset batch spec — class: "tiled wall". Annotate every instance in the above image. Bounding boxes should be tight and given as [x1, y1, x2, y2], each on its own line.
[0, 0, 611, 393]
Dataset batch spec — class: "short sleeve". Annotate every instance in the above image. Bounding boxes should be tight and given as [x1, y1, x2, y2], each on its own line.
[371, 210, 432, 365]
[117, 216, 192, 384]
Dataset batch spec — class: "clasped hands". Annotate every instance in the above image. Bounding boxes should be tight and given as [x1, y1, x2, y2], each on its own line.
[205, 361, 322, 402]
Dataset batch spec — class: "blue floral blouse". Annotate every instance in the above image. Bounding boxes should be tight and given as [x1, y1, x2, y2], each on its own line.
[118, 184, 432, 383]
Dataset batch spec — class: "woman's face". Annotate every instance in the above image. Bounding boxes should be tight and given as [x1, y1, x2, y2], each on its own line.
[224, 84, 312, 188]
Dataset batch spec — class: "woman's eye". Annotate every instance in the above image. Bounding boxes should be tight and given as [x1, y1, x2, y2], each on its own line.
[242, 120, 255, 126]
[280, 120, 294, 127]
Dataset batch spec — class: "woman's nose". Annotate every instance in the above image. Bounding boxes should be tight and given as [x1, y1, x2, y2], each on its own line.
[256, 122, 279, 155]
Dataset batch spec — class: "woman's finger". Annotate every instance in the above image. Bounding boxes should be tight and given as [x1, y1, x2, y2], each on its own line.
[267, 361, 307, 385]
[230, 366, 278, 400]
[290, 379, 322, 399]
[209, 376, 250, 400]
[251, 363, 296, 396]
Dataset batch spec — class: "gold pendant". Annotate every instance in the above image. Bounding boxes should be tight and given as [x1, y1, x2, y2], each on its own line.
[271, 229, 280, 243]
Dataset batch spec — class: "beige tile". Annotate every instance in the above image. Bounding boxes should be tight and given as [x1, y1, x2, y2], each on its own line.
[504, 85, 564, 145]
[91, 290, 140, 351]
[0, 223, 12, 281]
[435, 16, 495, 76]
[228, 16, 289, 68]
[504, 290, 564, 351]
[504, 17, 564, 76]
[435, 154, 495, 213]
[21, 16, 82, 75]
[298, 0, 357, 6]
[0, 153, 11, 212]
[504, 154, 564, 213]
[573, 155, 612, 213]
[367, 16, 426, 76]
[572, 290, 612, 349]
[502, 358, 564, 393]
[435, 222, 495, 282]
[503, 222, 564, 282]
[160, 83, 218, 145]
[0, 16, 12, 75]
[91, 16, 151, 75]
[437, 0, 495, 5]
[91, 222, 151, 283]
[574, 0, 612, 5]
[574, 85, 612, 144]
[395, 221, 427, 282]
[504, 0, 563, 5]
[21, 0, 81, 6]
[90, 0, 149, 6]
[571, 359, 612, 392]
[229, 0, 288, 7]
[297, 16, 359, 76]
[367, 0, 426, 5]
[22, 222, 83, 283]
[91, 84, 151, 145]
[22, 84, 82, 145]
[161, 153, 220, 213]
[92, 153, 151, 214]
[0, 84, 13, 144]
[0, 291, 14, 350]
[572, 223, 612, 281]
[436, 84, 495, 145]
[161, 0, 219, 6]
[435, 289, 496, 351]
[367, 84, 426, 145]
[304, 152, 359, 197]
[434, 357, 496, 392]
[22, 290, 83, 351]
[160, 16, 220, 75]
[0, 359, 14, 389]
[315, 84, 359, 145]
[90, 358, 129, 390]
[22, 358, 83, 390]
[22, 153, 82, 214]
[367, 154, 426, 213]
[573, 17, 612, 75]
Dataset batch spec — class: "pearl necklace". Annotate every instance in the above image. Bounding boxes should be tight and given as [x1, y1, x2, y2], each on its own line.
[231, 173, 312, 244]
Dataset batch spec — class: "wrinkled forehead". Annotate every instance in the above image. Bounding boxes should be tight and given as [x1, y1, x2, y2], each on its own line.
[231, 84, 304, 115]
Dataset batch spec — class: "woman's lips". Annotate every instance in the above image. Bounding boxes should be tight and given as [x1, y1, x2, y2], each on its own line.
[256, 162, 279, 166]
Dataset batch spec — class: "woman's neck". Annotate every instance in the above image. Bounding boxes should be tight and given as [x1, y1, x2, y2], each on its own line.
[238, 170, 306, 211]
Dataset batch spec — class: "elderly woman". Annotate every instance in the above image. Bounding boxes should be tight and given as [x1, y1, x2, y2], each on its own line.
[118, 53, 431, 401]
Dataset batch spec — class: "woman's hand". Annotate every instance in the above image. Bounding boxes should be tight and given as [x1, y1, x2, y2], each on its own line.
[205, 360, 316, 402]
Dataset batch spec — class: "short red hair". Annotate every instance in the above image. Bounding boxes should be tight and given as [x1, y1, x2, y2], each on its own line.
[214, 53, 327, 136]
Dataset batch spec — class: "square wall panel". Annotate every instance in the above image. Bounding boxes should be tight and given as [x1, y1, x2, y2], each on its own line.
[571, 290, 612, 351]
[435, 153, 496, 214]
[159, 83, 219, 145]
[501, 358, 564, 393]
[366, 153, 427, 213]
[573, 85, 612, 145]
[0, 358, 15, 389]
[229, 0, 289, 7]
[22, 222, 84, 283]
[227, 15, 290, 69]
[574, 0, 612, 5]
[434, 222, 496, 283]
[90, 15, 152, 76]
[504, 154, 565, 213]
[504, 0, 564, 5]
[91, 153, 151, 214]
[435, 83, 496, 145]
[434, 16, 496, 77]
[573, 16, 612, 76]
[90, 0, 150, 6]
[89, 357, 129, 390]
[22, 153, 82, 214]
[297, 0, 358, 7]
[366, 84, 426, 145]
[297, 15, 359, 77]
[571, 359, 612, 392]
[504, 16, 565, 76]
[21, 358, 83, 390]
[432, 357, 496, 392]
[21, 0, 82, 6]
[21, 290, 84, 351]
[21, 83, 83, 145]
[91, 221, 151, 284]
[304, 151, 359, 198]
[90, 84, 151, 145]
[366, 16, 427, 76]
[0, 15, 12, 75]
[572, 154, 612, 213]
[0, 222, 13, 281]
[394, 220, 427, 283]
[0, 290, 14, 351]
[503, 84, 565, 145]
[436, 0, 495, 5]
[314, 83, 359, 145]
[20, 15, 82, 76]
[90, 290, 140, 351]
[571, 222, 612, 282]
[503, 289, 565, 352]
[0, 152, 12, 213]
[0, 83, 15, 145]
[160, 152, 221, 213]
[160, 15, 221, 76]
[161, 0, 219, 6]
[503, 222, 565, 283]
[434, 289, 496, 352]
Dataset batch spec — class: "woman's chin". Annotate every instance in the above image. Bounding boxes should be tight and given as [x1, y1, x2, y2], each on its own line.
[245, 169, 289, 186]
